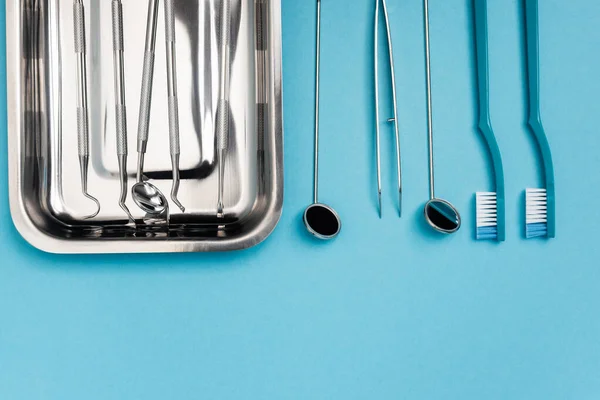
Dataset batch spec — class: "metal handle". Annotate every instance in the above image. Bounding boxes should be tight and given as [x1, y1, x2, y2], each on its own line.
[136, 0, 159, 153]
[217, 0, 231, 153]
[73, 0, 89, 157]
[73, 0, 86, 54]
[424, 0, 435, 200]
[165, 0, 180, 156]
[216, 100, 229, 151]
[137, 51, 155, 151]
[313, 0, 321, 204]
[76, 106, 89, 156]
[112, 0, 127, 156]
[112, 0, 124, 52]
[255, 0, 268, 154]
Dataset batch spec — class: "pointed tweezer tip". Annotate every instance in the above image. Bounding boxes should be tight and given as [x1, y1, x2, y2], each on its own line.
[398, 190, 402, 218]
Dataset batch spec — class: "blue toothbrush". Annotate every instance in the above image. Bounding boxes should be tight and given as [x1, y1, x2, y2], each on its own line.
[473, 0, 505, 241]
[524, 0, 555, 239]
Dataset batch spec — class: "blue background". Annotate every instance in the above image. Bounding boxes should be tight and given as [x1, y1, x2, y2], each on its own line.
[2, 0, 600, 398]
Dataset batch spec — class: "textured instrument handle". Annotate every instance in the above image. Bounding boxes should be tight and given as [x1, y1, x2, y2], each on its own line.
[77, 107, 89, 156]
[221, 0, 231, 46]
[256, 103, 266, 152]
[255, 0, 266, 51]
[74, 0, 89, 157]
[136, 0, 159, 151]
[115, 104, 127, 156]
[137, 51, 155, 146]
[112, 0, 127, 156]
[168, 95, 180, 155]
[165, 0, 175, 43]
[73, 1, 86, 54]
[164, 0, 180, 156]
[216, 99, 229, 151]
[217, 0, 231, 152]
[112, 0, 124, 52]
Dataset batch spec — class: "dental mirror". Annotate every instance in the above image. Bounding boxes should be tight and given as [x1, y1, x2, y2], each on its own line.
[304, 203, 341, 240]
[424, 199, 461, 234]
[303, 0, 341, 240]
[132, 178, 168, 215]
[422, 0, 461, 234]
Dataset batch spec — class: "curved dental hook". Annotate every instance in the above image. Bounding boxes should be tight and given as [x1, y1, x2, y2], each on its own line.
[112, 0, 135, 225]
[74, 0, 101, 220]
[118, 160, 135, 223]
[82, 192, 101, 219]
[80, 163, 101, 219]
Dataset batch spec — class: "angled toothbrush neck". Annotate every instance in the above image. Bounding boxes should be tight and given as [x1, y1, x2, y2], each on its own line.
[525, 0, 554, 191]
[474, 0, 504, 189]
[525, 0, 556, 238]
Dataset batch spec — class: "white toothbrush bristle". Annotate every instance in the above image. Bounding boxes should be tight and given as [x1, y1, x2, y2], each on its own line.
[476, 192, 498, 240]
[526, 188, 548, 238]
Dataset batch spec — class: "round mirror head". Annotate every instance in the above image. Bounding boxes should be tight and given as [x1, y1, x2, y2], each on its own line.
[424, 199, 461, 234]
[303, 203, 341, 240]
[132, 182, 168, 215]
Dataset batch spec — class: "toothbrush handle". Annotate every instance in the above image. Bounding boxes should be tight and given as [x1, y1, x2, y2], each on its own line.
[165, 0, 180, 157]
[525, 0, 541, 124]
[525, 0, 555, 237]
[73, 0, 89, 157]
[112, 0, 127, 157]
[474, 0, 505, 241]
[474, 0, 491, 127]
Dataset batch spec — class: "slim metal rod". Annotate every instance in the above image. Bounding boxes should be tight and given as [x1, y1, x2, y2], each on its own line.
[424, 0, 435, 200]
[313, 0, 321, 205]
[374, 0, 382, 217]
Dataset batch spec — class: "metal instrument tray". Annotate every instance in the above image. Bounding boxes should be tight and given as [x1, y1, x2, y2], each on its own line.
[6, 0, 283, 253]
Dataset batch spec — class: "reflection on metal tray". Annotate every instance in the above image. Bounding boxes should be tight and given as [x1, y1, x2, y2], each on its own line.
[7, 0, 283, 253]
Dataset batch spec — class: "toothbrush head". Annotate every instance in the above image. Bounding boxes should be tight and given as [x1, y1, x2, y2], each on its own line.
[476, 192, 499, 240]
[525, 188, 548, 238]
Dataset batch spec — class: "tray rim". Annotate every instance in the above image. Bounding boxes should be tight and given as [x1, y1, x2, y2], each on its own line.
[6, 0, 284, 254]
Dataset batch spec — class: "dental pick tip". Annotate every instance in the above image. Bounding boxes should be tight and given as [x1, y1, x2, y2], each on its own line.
[378, 190, 382, 219]
[82, 191, 101, 220]
[398, 189, 402, 218]
[170, 156, 185, 213]
[171, 193, 185, 213]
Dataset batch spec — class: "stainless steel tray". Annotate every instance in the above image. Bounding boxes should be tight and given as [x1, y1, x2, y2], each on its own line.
[6, 0, 283, 253]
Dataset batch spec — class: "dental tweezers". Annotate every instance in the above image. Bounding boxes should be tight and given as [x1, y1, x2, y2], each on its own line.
[374, 0, 402, 218]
